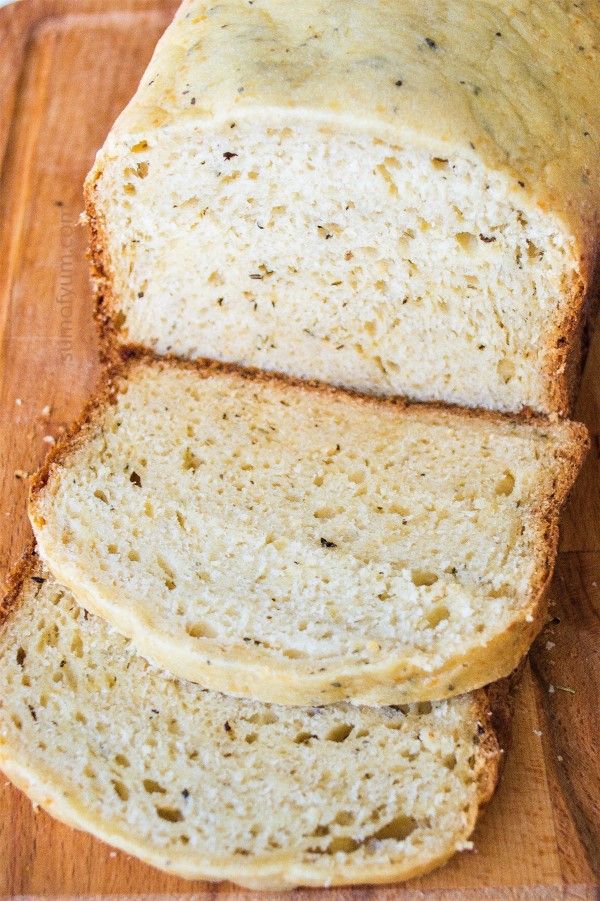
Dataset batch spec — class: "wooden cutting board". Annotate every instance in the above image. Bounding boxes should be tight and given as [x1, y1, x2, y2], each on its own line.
[0, 1, 598, 896]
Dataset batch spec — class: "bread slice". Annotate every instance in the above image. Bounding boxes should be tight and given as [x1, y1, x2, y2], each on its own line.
[0, 555, 510, 889]
[29, 356, 587, 706]
[84, 0, 600, 416]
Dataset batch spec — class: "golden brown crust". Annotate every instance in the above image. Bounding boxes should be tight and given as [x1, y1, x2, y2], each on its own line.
[84, 178, 120, 369]
[0, 543, 38, 628]
[543, 237, 600, 417]
[544, 274, 586, 417]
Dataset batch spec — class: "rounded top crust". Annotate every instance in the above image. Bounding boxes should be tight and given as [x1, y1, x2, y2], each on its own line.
[105, 0, 600, 269]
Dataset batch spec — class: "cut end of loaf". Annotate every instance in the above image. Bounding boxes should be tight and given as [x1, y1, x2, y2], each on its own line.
[87, 118, 583, 415]
[0, 558, 506, 888]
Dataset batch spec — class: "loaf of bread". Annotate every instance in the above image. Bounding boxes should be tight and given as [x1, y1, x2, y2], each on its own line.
[29, 356, 587, 705]
[0, 556, 510, 888]
[85, 0, 600, 415]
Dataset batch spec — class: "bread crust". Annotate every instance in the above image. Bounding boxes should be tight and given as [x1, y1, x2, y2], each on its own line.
[0, 552, 512, 889]
[28, 353, 589, 707]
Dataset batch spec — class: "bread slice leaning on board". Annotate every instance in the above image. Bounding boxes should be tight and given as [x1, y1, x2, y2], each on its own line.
[29, 355, 588, 706]
[0, 555, 512, 889]
[85, 0, 600, 416]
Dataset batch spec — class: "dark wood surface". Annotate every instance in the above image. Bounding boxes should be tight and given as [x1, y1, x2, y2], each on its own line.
[0, 2, 598, 896]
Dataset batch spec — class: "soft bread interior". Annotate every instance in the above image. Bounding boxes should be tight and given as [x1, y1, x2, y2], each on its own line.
[90, 121, 579, 413]
[30, 360, 586, 704]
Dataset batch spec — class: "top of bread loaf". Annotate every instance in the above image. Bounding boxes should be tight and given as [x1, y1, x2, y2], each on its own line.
[105, 0, 600, 268]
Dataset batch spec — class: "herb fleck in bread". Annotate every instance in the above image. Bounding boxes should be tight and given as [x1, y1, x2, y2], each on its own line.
[29, 356, 588, 705]
[0, 557, 510, 889]
[85, 0, 600, 415]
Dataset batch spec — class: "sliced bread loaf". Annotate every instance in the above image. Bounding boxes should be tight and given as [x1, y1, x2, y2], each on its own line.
[85, 0, 600, 415]
[29, 357, 587, 705]
[0, 556, 510, 888]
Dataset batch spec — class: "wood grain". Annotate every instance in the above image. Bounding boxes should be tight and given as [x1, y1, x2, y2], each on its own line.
[0, 1, 598, 896]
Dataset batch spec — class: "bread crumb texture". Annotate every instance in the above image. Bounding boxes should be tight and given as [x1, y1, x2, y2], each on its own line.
[86, 0, 600, 415]
[0, 563, 503, 888]
[30, 359, 588, 705]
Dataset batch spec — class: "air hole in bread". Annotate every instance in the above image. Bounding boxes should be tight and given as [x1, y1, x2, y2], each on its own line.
[444, 753, 457, 770]
[186, 622, 216, 639]
[372, 814, 417, 841]
[283, 648, 306, 659]
[426, 605, 450, 628]
[156, 806, 184, 822]
[313, 506, 336, 519]
[495, 471, 515, 496]
[326, 723, 353, 743]
[348, 470, 365, 485]
[455, 232, 477, 253]
[144, 778, 166, 794]
[497, 357, 515, 383]
[411, 570, 438, 587]
[334, 810, 355, 826]
[70, 632, 83, 658]
[37, 624, 59, 652]
[182, 447, 201, 471]
[112, 780, 129, 801]
[248, 711, 278, 726]
[327, 836, 359, 854]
